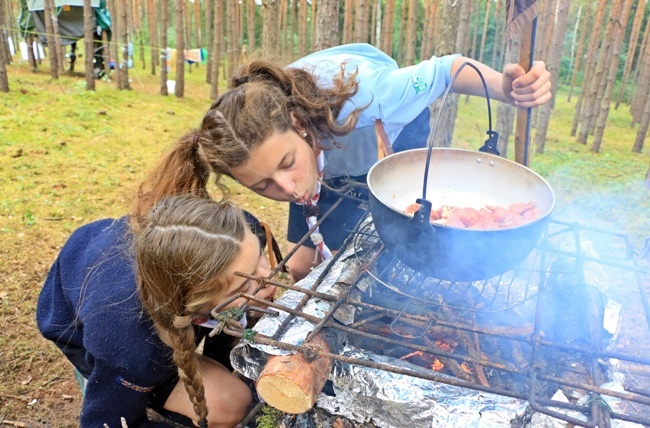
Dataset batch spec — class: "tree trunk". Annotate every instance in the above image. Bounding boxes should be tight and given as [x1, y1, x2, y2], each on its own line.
[210, 0, 222, 100]
[0, 0, 8, 92]
[240, 2, 246, 61]
[380, 0, 395, 56]
[315, 0, 339, 51]
[174, 0, 184, 97]
[0, 0, 10, 66]
[108, 0, 119, 84]
[571, 0, 608, 138]
[227, 0, 237, 80]
[119, 0, 131, 89]
[429, 0, 462, 148]
[299, 0, 308, 56]
[478, 0, 491, 63]
[10, 0, 22, 55]
[631, 13, 650, 124]
[182, 0, 190, 50]
[343, 0, 353, 44]
[26, 35, 37, 72]
[534, 0, 570, 154]
[101, 26, 110, 77]
[370, 0, 380, 47]
[205, 0, 214, 82]
[278, 0, 287, 58]
[354, 0, 368, 43]
[114, 0, 121, 86]
[567, 3, 590, 103]
[128, 0, 136, 39]
[148, 0, 158, 75]
[615, 0, 645, 109]
[311, 0, 318, 52]
[50, 1, 65, 73]
[537, 0, 557, 63]
[591, 0, 634, 152]
[420, 0, 433, 60]
[455, 0, 471, 57]
[633, 94, 650, 153]
[632, 29, 650, 152]
[397, 0, 408, 64]
[249, 0, 257, 53]
[194, 0, 201, 48]
[404, 0, 417, 65]
[262, 0, 279, 57]
[83, 0, 96, 89]
[577, 0, 622, 145]
[43, 0, 59, 79]
[159, 0, 168, 95]
[139, 29, 145, 70]
[490, 0, 501, 68]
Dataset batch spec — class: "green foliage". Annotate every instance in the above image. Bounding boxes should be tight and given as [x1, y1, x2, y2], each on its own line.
[256, 404, 285, 428]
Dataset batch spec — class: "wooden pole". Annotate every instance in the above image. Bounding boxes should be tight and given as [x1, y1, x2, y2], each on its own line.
[514, 18, 536, 166]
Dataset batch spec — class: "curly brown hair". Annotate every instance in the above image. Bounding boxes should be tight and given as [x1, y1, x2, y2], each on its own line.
[132, 59, 363, 221]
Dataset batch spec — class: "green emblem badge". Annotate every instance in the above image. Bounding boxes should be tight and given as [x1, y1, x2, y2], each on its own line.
[412, 76, 428, 94]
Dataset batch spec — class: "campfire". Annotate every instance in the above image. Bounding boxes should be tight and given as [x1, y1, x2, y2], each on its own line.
[221, 204, 650, 428]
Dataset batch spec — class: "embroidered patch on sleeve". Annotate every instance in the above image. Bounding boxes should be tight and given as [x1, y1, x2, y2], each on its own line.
[412, 76, 428, 94]
[117, 376, 155, 393]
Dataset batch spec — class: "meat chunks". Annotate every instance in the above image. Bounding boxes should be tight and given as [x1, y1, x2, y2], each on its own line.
[404, 201, 541, 230]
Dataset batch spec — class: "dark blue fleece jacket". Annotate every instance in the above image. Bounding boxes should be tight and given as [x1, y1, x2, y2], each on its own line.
[37, 217, 178, 427]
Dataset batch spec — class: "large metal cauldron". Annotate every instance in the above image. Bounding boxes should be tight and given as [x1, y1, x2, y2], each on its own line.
[367, 148, 556, 282]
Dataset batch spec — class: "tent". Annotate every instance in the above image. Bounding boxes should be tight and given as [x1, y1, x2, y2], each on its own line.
[17, 0, 112, 74]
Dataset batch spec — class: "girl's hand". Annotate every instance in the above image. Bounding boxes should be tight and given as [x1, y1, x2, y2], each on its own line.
[502, 61, 552, 108]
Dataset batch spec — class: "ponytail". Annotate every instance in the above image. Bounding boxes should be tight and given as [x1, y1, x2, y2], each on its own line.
[131, 132, 210, 228]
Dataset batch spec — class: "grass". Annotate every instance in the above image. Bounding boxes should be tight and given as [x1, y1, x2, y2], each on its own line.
[1, 52, 649, 427]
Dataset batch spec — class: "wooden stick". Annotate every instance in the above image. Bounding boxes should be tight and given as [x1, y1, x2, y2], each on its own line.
[514, 18, 537, 166]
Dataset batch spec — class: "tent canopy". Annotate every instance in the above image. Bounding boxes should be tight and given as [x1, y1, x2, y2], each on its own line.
[18, 0, 111, 43]
[27, 1, 100, 11]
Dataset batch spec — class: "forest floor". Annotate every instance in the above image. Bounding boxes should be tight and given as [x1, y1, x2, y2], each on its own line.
[1, 55, 649, 427]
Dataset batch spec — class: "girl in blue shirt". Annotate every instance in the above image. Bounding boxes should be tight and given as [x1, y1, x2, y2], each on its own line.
[38, 195, 277, 427]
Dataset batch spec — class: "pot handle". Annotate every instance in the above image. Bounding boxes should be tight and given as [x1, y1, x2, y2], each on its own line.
[407, 198, 435, 234]
[422, 61, 496, 201]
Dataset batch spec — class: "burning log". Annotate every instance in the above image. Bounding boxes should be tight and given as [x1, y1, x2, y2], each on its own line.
[256, 329, 340, 414]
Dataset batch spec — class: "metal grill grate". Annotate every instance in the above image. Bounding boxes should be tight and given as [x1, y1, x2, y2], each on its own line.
[225, 196, 650, 428]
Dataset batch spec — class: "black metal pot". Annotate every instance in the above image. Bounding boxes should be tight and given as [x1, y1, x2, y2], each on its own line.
[367, 148, 556, 282]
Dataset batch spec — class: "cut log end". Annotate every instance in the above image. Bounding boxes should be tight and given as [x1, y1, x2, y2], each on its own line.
[256, 333, 334, 414]
[256, 371, 319, 414]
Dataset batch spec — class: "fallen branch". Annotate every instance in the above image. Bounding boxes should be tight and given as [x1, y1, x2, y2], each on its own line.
[1, 421, 28, 427]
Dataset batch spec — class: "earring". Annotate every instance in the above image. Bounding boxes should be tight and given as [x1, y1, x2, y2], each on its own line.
[302, 131, 308, 138]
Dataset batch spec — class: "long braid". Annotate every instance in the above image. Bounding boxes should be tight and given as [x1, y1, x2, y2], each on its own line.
[170, 321, 208, 423]
[135, 196, 247, 426]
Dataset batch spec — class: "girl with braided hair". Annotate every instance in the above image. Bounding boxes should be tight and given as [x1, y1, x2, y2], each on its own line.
[135, 43, 552, 282]
[37, 195, 276, 427]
